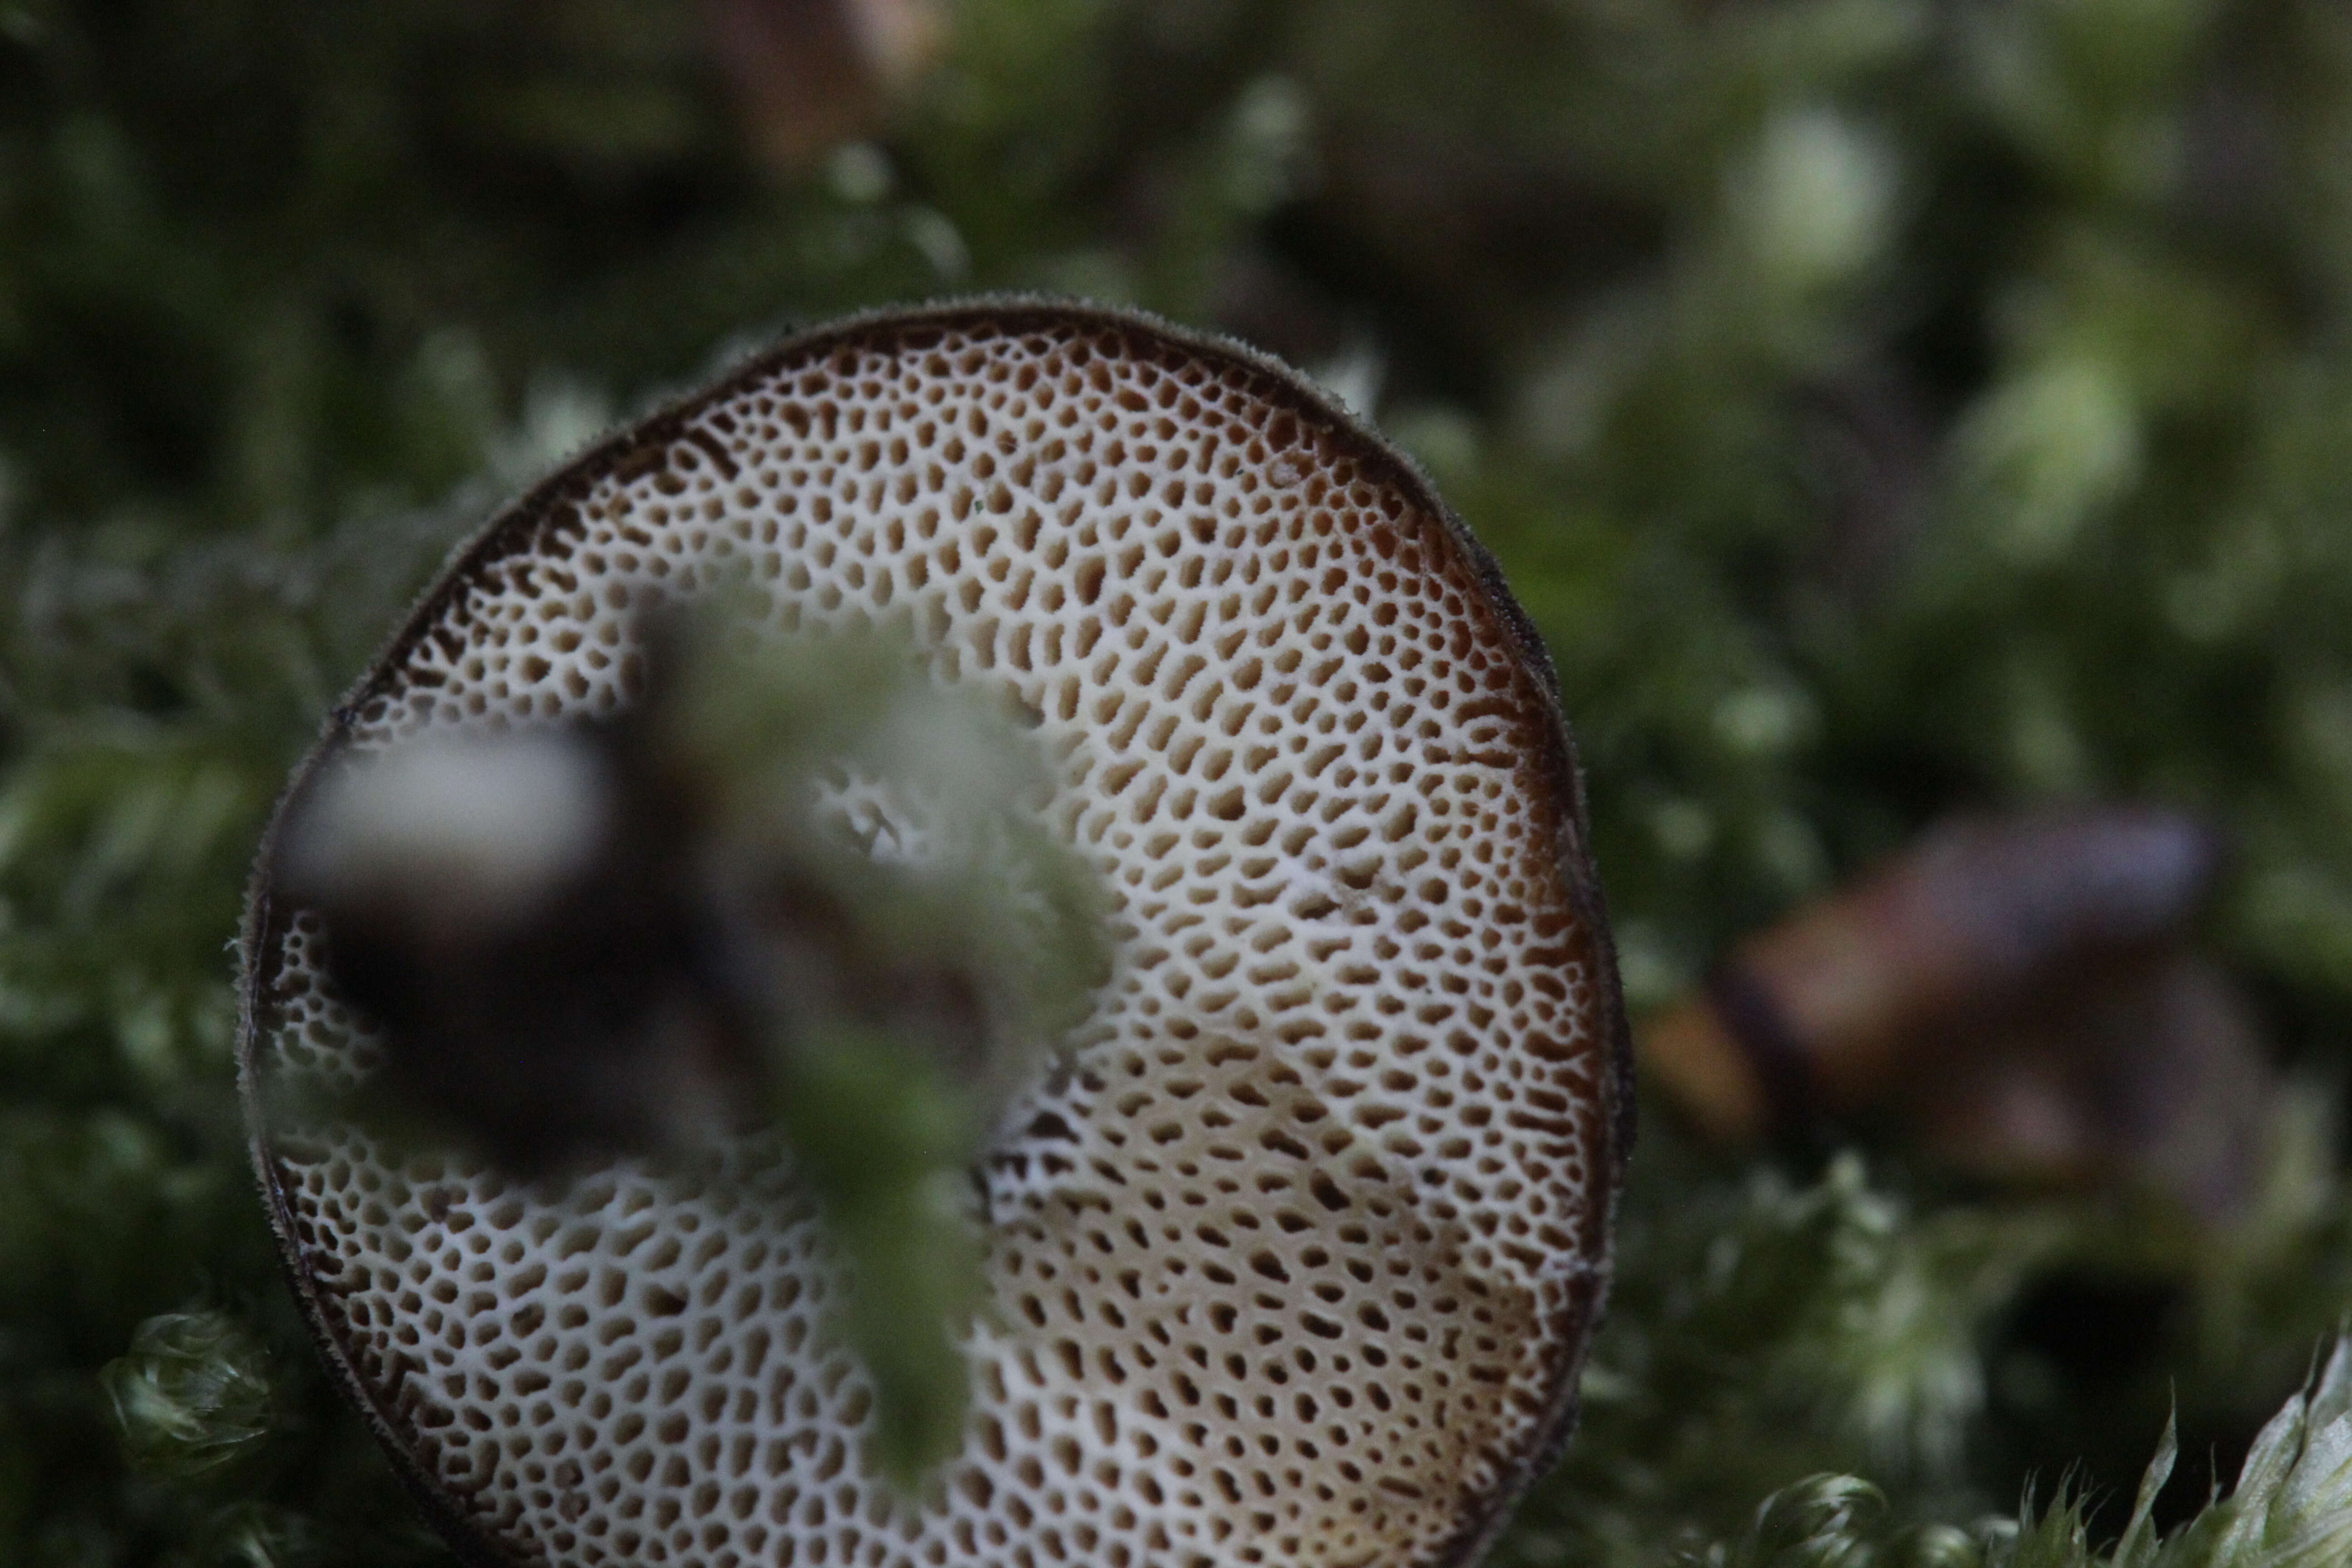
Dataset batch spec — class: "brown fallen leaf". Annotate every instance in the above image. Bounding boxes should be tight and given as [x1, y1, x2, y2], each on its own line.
[1643, 808, 2273, 1220]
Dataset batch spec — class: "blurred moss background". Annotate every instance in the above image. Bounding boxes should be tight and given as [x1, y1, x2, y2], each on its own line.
[13, 0, 2352, 1562]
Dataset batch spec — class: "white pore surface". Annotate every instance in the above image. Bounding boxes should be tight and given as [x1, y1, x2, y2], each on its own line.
[252, 311, 1617, 1568]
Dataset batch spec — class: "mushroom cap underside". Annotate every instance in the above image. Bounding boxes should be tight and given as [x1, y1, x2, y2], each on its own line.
[241, 301, 1631, 1568]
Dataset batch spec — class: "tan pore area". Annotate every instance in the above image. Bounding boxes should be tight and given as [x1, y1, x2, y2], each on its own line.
[246, 306, 1624, 1568]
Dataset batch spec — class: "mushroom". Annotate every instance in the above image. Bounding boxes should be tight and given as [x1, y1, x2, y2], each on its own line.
[241, 302, 1630, 1568]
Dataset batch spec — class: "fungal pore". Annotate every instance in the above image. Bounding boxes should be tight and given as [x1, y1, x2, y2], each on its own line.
[242, 303, 1630, 1568]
